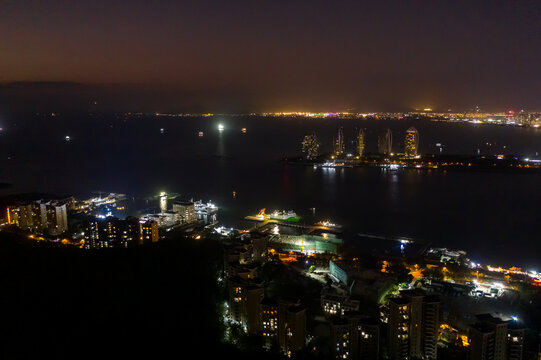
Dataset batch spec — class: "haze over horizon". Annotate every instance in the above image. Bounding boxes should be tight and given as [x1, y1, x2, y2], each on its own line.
[1, 0, 540, 113]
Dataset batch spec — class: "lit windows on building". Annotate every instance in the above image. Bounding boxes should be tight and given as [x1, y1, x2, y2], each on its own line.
[357, 128, 365, 158]
[404, 127, 419, 159]
[334, 127, 345, 156]
[301, 132, 320, 160]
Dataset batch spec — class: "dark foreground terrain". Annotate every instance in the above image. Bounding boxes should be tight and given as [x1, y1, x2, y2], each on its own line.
[0, 232, 273, 359]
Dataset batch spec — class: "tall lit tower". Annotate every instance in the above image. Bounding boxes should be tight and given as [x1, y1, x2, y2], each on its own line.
[404, 127, 419, 158]
[357, 128, 365, 158]
[301, 133, 319, 160]
[334, 127, 345, 156]
[160, 192, 167, 213]
[378, 128, 392, 155]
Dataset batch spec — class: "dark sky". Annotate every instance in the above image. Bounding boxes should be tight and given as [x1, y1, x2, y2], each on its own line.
[1, 0, 540, 112]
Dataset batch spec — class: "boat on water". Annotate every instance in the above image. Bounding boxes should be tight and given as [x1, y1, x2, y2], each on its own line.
[318, 161, 344, 168]
[383, 163, 400, 171]
[269, 210, 300, 222]
[315, 161, 353, 168]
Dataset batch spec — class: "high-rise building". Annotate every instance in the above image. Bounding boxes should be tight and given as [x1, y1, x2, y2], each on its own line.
[301, 133, 320, 160]
[354, 317, 380, 360]
[84, 216, 142, 249]
[83, 219, 100, 249]
[421, 295, 440, 359]
[261, 298, 280, 348]
[357, 129, 365, 158]
[282, 304, 306, 356]
[8, 200, 67, 235]
[330, 317, 351, 360]
[507, 326, 525, 360]
[378, 128, 392, 155]
[228, 277, 245, 324]
[387, 291, 440, 360]
[469, 314, 524, 360]
[38, 200, 68, 236]
[334, 127, 345, 156]
[140, 219, 159, 243]
[388, 297, 410, 360]
[404, 127, 419, 158]
[172, 201, 197, 223]
[470, 323, 496, 360]
[159, 192, 168, 212]
[119, 216, 141, 248]
[245, 284, 264, 334]
[329, 314, 380, 360]
[7, 202, 42, 232]
[258, 298, 307, 355]
[227, 277, 264, 334]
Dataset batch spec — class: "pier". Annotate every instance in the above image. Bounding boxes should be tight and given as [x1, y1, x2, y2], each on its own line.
[244, 215, 338, 234]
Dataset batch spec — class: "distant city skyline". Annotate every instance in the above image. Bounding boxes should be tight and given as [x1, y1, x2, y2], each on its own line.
[2, 80, 541, 114]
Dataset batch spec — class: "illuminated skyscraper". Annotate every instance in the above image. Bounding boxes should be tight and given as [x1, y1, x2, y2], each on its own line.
[378, 128, 392, 155]
[261, 298, 279, 348]
[387, 291, 440, 360]
[6, 202, 41, 232]
[334, 127, 345, 156]
[159, 192, 167, 212]
[328, 315, 380, 360]
[227, 277, 264, 334]
[357, 128, 365, 158]
[301, 132, 319, 160]
[38, 200, 68, 236]
[83, 216, 142, 249]
[404, 127, 419, 158]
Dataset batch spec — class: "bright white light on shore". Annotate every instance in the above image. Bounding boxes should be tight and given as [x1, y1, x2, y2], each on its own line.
[511, 316, 518, 321]
[218, 124, 225, 131]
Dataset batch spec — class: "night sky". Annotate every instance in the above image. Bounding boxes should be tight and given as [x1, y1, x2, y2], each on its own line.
[1, 0, 540, 112]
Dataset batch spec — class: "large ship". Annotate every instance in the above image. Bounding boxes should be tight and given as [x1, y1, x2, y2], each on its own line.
[253, 209, 300, 222]
[269, 210, 300, 222]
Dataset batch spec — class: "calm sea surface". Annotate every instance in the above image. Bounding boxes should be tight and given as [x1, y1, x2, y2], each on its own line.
[1, 114, 541, 269]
